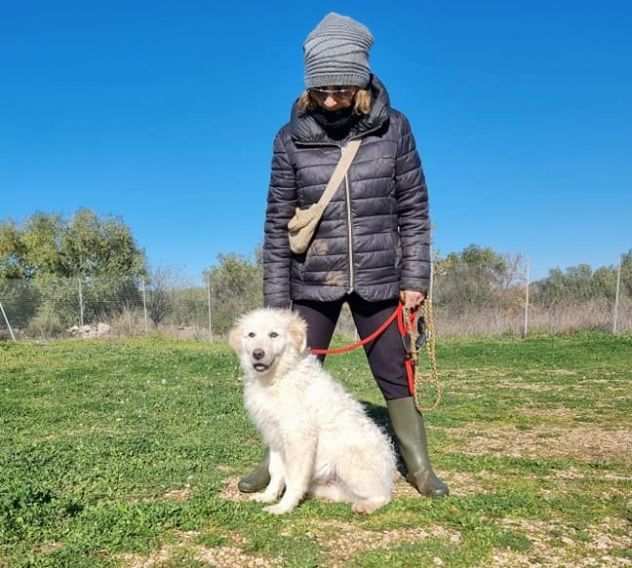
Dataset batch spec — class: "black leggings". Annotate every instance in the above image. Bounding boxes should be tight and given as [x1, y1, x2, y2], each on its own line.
[292, 293, 410, 400]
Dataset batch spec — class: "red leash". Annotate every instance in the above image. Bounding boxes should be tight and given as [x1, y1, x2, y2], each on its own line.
[397, 304, 419, 395]
[310, 303, 404, 356]
[309, 302, 418, 396]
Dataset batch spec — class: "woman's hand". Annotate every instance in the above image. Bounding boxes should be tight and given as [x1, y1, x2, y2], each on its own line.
[400, 290, 426, 310]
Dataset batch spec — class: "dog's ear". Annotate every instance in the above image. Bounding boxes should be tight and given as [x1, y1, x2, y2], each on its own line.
[227, 321, 242, 353]
[287, 314, 307, 353]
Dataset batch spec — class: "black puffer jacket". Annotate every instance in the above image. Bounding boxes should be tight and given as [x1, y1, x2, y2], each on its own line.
[263, 75, 431, 308]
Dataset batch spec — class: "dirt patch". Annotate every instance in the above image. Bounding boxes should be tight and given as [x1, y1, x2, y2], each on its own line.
[443, 470, 495, 496]
[451, 425, 631, 463]
[307, 520, 461, 567]
[493, 517, 632, 567]
[162, 486, 191, 502]
[123, 545, 279, 568]
[195, 545, 282, 567]
[119, 531, 197, 568]
[120, 533, 195, 568]
[553, 467, 632, 482]
[545, 467, 632, 499]
[34, 542, 64, 555]
[122, 546, 170, 568]
[520, 407, 578, 420]
[394, 470, 490, 498]
[219, 476, 251, 502]
[220, 471, 488, 507]
[493, 381, 567, 392]
[443, 368, 513, 378]
[120, 530, 281, 568]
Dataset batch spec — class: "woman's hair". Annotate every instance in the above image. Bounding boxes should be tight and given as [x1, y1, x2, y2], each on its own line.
[297, 88, 372, 115]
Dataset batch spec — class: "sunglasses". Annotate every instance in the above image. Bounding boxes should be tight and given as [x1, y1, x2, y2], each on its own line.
[309, 87, 357, 100]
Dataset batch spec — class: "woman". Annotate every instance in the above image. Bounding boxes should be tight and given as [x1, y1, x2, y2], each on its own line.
[240, 12, 448, 498]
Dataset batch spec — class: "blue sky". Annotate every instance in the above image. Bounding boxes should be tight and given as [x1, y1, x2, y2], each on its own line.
[1, 1, 630, 283]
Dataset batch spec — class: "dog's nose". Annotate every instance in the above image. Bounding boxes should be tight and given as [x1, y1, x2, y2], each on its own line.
[252, 348, 265, 360]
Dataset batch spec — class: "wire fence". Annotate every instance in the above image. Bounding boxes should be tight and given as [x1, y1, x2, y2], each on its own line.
[1, 263, 630, 342]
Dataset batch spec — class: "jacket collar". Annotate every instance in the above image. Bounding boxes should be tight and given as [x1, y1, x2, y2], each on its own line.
[289, 74, 391, 145]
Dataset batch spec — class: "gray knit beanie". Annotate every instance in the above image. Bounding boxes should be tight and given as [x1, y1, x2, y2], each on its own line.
[303, 12, 374, 89]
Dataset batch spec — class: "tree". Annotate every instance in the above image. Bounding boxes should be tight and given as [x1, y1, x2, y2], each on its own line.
[0, 209, 147, 333]
[146, 268, 173, 327]
[619, 249, 632, 297]
[21, 213, 65, 277]
[207, 252, 263, 334]
[532, 251, 632, 306]
[434, 244, 520, 313]
[0, 209, 146, 280]
[60, 209, 145, 277]
[0, 221, 27, 278]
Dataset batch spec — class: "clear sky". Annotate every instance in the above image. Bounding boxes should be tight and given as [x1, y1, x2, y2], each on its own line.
[2, 1, 630, 283]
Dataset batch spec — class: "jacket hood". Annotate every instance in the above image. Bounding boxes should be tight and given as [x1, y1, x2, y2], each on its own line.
[289, 74, 391, 144]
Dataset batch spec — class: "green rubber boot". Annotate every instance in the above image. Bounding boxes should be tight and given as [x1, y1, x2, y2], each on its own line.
[237, 449, 271, 493]
[386, 397, 449, 498]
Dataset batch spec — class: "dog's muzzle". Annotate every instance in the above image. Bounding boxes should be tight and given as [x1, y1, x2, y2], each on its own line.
[251, 348, 270, 373]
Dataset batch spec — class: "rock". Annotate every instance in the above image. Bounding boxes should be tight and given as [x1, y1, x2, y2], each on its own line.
[96, 322, 111, 337]
[67, 323, 111, 339]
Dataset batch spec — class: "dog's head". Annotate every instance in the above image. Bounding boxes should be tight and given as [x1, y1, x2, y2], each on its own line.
[228, 308, 308, 378]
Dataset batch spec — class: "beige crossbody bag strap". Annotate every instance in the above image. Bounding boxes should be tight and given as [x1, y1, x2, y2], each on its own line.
[314, 139, 362, 213]
[288, 139, 361, 254]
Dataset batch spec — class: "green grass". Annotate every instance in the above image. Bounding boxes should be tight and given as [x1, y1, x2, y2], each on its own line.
[1, 332, 631, 567]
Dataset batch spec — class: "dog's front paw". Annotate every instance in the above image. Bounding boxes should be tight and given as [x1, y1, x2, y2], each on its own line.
[251, 492, 277, 504]
[263, 502, 294, 515]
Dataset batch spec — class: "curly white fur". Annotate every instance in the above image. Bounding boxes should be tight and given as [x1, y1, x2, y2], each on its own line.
[229, 308, 397, 515]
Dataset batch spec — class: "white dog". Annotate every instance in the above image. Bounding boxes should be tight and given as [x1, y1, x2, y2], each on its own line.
[229, 308, 397, 515]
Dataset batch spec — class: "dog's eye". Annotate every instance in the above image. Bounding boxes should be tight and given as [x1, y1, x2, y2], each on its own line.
[269, 331, 279, 338]
[248, 332, 256, 338]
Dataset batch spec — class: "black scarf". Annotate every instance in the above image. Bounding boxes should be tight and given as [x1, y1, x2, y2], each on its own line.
[311, 106, 359, 141]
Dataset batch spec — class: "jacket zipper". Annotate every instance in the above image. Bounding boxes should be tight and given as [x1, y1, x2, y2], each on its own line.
[294, 126, 383, 293]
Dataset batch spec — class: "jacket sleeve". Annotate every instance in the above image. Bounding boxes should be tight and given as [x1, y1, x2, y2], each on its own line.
[395, 114, 431, 294]
[263, 130, 297, 308]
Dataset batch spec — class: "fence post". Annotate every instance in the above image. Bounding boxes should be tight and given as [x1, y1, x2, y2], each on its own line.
[141, 279, 149, 334]
[429, 256, 434, 303]
[78, 277, 85, 327]
[613, 254, 622, 334]
[0, 300, 16, 342]
[523, 257, 530, 338]
[207, 269, 213, 342]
